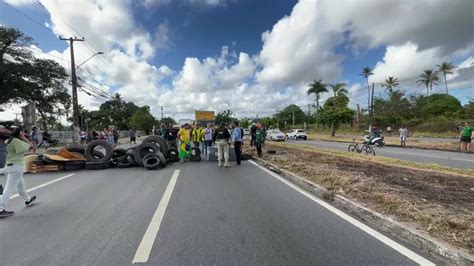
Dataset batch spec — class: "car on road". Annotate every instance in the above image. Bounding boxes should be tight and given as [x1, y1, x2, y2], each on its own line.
[286, 129, 307, 140]
[266, 129, 286, 141]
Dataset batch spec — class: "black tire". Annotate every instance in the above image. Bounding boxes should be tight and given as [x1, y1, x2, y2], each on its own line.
[126, 148, 135, 156]
[92, 150, 105, 159]
[189, 147, 201, 161]
[117, 160, 133, 168]
[361, 145, 376, 156]
[142, 136, 168, 157]
[64, 164, 84, 171]
[156, 151, 167, 167]
[85, 140, 112, 162]
[85, 161, 110, 170]
[375, 140, 384, 147]
[126, 154, 137, 166]
[133, 143, 161, 166]
[143, 155, 160, 170]
[42, 156, 56, 164]
[348, 144, 358, 153]
[142, 153, 156, 163]
[112, 148, 127, 158]
[167, 148, 179, 162]
[65, 145, 85, 154]
[267, 150, 277, 154]
[33, 159, 46, 165]
[63, 160, 85, 167]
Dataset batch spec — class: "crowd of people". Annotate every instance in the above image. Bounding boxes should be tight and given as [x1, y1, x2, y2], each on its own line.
[151, 122, 267, 167]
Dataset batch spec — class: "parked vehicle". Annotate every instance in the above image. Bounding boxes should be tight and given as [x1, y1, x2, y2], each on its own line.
[243, 129, 250, 136]
[286, 129, 307, 140]
[266, 129, 286, 141]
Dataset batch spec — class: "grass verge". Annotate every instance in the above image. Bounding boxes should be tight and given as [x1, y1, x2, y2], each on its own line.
[245, 142, 474, 251]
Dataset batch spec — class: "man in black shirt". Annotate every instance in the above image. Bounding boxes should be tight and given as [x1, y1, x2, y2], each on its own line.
[164, 125, 178, 150]
[212, 123, 231, 167]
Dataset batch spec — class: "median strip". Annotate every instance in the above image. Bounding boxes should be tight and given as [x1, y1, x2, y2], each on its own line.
[132, 169, 180, 264]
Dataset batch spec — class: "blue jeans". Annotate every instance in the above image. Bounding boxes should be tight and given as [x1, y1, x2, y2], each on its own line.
[202, 140, 212, 155]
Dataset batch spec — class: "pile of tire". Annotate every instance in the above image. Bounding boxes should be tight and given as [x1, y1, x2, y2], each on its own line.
[111, 136, 177, 170]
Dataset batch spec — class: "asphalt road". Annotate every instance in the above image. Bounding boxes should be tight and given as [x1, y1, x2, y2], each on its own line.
[0, 160, 437, 265]
[285, 139, 474, 169]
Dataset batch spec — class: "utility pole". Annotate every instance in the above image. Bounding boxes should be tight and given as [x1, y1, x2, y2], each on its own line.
[160, 106, 164, 120]
[60, 36, 84, 143]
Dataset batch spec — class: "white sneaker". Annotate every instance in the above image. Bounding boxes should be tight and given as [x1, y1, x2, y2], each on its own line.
[218, 162, 222, 167]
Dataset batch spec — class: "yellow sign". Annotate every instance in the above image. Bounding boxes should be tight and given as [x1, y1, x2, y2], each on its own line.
[195, 111, 215, 121]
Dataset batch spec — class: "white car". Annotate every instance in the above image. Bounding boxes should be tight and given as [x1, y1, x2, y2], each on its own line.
[286, 129, 307, 140]
[266, 129, 286, 141]
[243, 129, 250, 135]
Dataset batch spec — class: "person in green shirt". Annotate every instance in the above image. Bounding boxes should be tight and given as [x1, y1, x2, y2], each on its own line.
[0, 127, 37, 218]
[254, 122, 266, 157]
[460, 121, 473, 151]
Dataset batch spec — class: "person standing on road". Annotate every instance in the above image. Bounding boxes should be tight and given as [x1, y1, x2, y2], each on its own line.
[31, 126, 39, 148]
[164, 125, 178, 150]
[254, 122, 266, 157]
[80, 129, 87, 146]
[250, 123, 257, 146]
[0, 127, 37, 218]
[178, 124, 191, 163]
[232, 121, 243, 165]
[202, 123, 213, 156]
[213, 123, 231, 167]
[107, 128, 115, 147]
[129, 128, 137, 144]
[192, 124, 202, 149]
[113, 129, 119, 146]
[41, 129, 51, 150]
[460, 121, 473, 151]
[399, 125, 408, 147]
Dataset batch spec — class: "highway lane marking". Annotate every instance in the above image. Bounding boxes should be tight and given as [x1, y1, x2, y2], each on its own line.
[249, 160, 435, 266]
[10, 173, 75, 199]
[132, 169, 180, 264]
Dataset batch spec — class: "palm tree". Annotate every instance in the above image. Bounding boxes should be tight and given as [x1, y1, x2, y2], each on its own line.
[307, 80, 328, 128]
[382, 76, 400, 94]
[329, 83, 348, 107]
[437, 62, 455, 94]
[360, 66, 374, 112]
[307, 80, 328, 111]
[417, 69, 440, 97]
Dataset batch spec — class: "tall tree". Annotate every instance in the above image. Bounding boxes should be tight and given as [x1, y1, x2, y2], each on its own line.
[307, 80, 327, 127]
[129, 106, 156, 134]
[319, 93, 354, 137]
[275, 104, 307, 127]
[417, 69, 440, 97]
[307, 80, 328, 111]
[329, 83, 348, 109]
[215, 110, 237, 126]
[25, 59, 70, 129]
[382, 76, 400, 94]
[360, 66, 374, 113]
[437, 62, 455, 94]
[0, 26, 35, 105]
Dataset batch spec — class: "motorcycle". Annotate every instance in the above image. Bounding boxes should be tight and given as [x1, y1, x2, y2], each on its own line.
[363, 133, 385, 147]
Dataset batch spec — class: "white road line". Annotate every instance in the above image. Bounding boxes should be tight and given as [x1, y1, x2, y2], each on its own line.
[10, 173, 75, 199]
[132, 169, 180, 264]
[249, 160, 435, 266]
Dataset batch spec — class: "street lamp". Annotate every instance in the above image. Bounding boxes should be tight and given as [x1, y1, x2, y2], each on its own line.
[77, 51, 104, 69]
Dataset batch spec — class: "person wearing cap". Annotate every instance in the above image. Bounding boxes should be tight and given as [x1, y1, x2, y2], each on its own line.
[213, 123, 231, 167]
[0, 127, 37, 218]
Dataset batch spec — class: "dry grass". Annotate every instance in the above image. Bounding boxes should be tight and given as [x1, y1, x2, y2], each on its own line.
[246, 143, 474, 251]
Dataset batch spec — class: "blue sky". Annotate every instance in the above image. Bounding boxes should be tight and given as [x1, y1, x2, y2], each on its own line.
[1, 0, 473, 120]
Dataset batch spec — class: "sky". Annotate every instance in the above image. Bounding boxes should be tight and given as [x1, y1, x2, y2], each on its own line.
[1, 0, 473, 121]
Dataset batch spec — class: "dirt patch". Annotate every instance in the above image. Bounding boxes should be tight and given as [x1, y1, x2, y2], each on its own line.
[245, 143, 474, 251]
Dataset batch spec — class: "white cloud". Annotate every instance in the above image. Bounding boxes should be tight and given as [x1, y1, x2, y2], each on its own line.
[155, 20, 172, 50]
[4, 0, 473, 121]
[371, 42, 447, 84]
